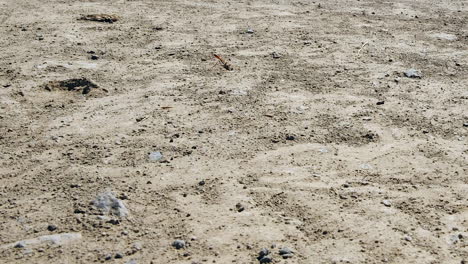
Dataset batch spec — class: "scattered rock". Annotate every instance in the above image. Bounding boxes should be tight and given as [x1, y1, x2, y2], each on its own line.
[257, 248, 270, 260]
[172, 239, 185, 249]
[404, 69, 422, 78]
[1, 233, 82, 249]
[79, 14, 119, 23]
[149, 151, 163, 161]
[92, 192, 129, 217]
[104, 254, 112, 260]
[463, 123, 468, 127]
[44, 78, 98, 95]
[404, 235, 412, 241]
[360, 164, 372, 170]
[279, 247, 294, 258]
[382, 200, 392, 207]
[286, 135, 295, 140]
[236, 203, 245, 212]
[198, 180, 206, 186]
[246, 28, 254, 34]
[14, 242, 26, 248]
[259, 256, 273, 263]
[47, 225, 57, 231]
[90, 55, 99, 60]
[271, 52, 281, 59]
[376, 101, 385, 105]
[115, 253, 124, 259]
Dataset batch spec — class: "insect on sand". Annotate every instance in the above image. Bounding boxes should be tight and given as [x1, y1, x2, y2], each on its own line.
[213, 54, 233, 71]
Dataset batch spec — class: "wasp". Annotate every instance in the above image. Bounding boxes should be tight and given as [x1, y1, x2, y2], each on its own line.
[213, 54, 233, 71]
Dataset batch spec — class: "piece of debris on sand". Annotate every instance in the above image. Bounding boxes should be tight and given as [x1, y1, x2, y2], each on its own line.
[92, 192, 129, 218]
[1, 233, 82, 249]
[44, 78, 98, 94]
[79, 14, 119, 23]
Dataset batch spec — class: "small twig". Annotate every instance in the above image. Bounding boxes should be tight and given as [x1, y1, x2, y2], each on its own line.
[357, 41, 369, 56]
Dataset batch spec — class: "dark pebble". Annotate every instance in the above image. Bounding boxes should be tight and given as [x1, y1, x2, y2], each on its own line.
[257, 248, 269, 260]
[172, 240, 186, 249]
[115, 253, 124, 259]
[47, 225, 57, 231]
[14, 242, 26, 248]
[236, 203, 245, 212]
[279, 247, 294, 255]
[74, 208, 85, 214]
[91, 55, 99, 60]
[259, 256, 272, 263]
[198, 180, 206, 186]
[286, 135, 295, 140]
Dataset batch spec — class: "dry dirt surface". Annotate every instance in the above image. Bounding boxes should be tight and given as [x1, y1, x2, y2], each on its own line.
[0, 0, 467, 263]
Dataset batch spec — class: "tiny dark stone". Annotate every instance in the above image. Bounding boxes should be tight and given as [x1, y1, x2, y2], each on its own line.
[286, 135, 295, 141]
[115, 253, 124, 259]
[376, 101, 385, 105]
[74, 208, 86, 214]
[82, 86, 91, 94]
[104, 254, 112, 260]
[14, 242, 26, 248]
[279, 247, 294, 255]
[47, 225, 57, 231]
[257, 248, 269, 260]
[236, 203, 245, 212]
[107, 219, 120, 225]
[172, 240, 186, 249]
[91, 55, 99, 60]
[198, 180, 206, 186]
[259, 256, 272, 263]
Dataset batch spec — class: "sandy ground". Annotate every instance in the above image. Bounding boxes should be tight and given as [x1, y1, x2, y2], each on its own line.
[0, 0, 467, 263]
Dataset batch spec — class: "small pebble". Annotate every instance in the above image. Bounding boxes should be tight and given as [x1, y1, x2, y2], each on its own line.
[104, 254, 112, 260]
[257, 248, 269, 259]
[149, 151, 163, 161]
[115, 253, 124, 259]
[404, 235, 412, 241]
[47, 224, 57, 231]
[172, 239, 186, 249]
[236, 203, 245, 212]
[259, 256, 272, 263]
[286, 135, 295, 140]
[463, 123, 468, 127]
[404, 69, 422, 78]
[382, 200, 392, 207]
[198, 180, 206, 186]
[14, 242, 26, 248]
[279, 247, 294, 255]
[246, 29, 254, 34]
